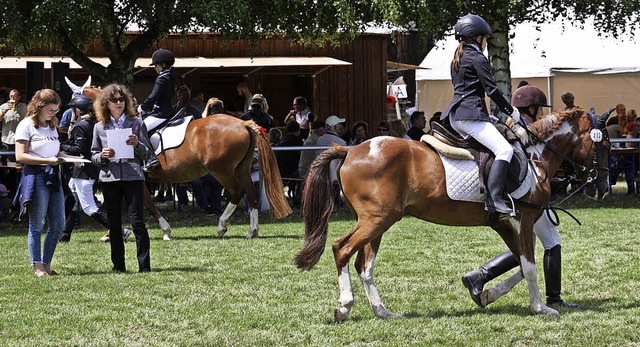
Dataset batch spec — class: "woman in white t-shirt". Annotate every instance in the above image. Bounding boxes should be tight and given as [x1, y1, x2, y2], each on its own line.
[14, 89, 67, 277]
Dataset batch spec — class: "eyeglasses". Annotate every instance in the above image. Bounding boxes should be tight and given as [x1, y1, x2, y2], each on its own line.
[377, 128, 389, 132]
[109, 96, 126, 104]
[45, 107, 60, 115]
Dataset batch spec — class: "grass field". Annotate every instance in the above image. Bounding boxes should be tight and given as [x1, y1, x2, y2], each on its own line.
[0, 186, 639, 346]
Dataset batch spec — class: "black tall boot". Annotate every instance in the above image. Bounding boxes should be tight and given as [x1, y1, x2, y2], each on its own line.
[90, 210, 110, 228]
[485, 159, 513, 218]
[544, 245, 578, 308]
[461, 251, 519, 307]
[59, 211, 79, 242]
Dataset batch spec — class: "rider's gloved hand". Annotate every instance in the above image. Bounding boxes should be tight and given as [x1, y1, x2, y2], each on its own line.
[514, 123, 529, 145]
[510, 108, 521, 124]
[505, 116, 515, 128]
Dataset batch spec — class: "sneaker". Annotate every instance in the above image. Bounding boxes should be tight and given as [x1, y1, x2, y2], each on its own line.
[122, 227, 132, 242]
[99, 231, 110, 242]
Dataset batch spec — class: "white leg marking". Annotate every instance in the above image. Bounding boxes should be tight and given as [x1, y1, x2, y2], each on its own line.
[158, 216, 172, 241]
[246, 208, 259, 239]
[335, 265, 354, 323]
[482, 270, 524, 307]
[359, 256, 402, 319]
[520, 255, 559, 316]
[217, 203, 237, 238]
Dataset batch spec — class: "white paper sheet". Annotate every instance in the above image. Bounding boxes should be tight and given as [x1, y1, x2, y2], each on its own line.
[106, 128, 134, 160]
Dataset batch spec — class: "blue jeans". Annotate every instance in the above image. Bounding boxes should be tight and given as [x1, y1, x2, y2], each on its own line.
[27, 173, 65, 265]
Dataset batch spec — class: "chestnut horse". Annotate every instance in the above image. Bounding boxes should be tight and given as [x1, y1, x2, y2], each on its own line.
[79, 83, 291, 239]
[295, 108, 610, 322]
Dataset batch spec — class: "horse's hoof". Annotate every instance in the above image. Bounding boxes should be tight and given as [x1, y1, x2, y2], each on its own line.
[246, 230, 258, 239]
[534, 304, 560, 316]
[162, 232, 171, 241]
[334, 308, 349, 323]
[373, 306, 402, 319]
[218, 226, 227, 238]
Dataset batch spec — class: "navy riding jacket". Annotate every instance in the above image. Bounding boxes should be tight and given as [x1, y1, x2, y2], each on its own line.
[140, 69, 178, 119]
[441, 43, 513, 122]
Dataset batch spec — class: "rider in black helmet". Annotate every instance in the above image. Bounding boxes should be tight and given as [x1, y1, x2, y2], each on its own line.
[141, 48, 180, 170]
[461, 84, 578, 309]
[441, 14, 522, 219]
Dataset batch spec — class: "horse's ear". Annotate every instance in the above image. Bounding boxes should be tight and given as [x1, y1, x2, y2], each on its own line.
[65, 77, 81, 94]
[80, 76, 92, 92]
[588, 107, 596, 119]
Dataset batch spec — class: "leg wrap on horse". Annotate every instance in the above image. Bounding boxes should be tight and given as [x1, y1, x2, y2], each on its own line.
[485, 159, 512, 217]
[461, 251, 519, 307]
[544, 245, 577, 308]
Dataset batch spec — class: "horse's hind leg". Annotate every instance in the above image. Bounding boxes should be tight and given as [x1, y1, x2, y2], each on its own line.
[333, 214, 399, 322]
[355, 236, 402, 319]
[482, 270, 524, 307]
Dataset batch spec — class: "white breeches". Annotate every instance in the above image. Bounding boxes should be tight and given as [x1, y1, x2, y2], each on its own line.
[452, 120, 513, 162]
[533, 211, 562, 250]
[68, 177, 100, 216]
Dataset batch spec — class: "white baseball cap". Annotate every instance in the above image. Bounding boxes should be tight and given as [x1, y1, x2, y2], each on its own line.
[325, 115, 346, 127]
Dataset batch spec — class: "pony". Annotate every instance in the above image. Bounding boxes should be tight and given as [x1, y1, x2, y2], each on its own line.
[73, 77, 291, 239]
[295, 108, 610, 322]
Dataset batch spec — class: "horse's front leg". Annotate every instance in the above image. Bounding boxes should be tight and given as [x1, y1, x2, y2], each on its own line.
[518, 217, 559, 316]
[143, 186, 172, 240]
[356, 238, 401, 319]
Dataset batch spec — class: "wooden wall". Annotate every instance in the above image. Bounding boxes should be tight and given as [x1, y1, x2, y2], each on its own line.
[0, 34, 390, 133]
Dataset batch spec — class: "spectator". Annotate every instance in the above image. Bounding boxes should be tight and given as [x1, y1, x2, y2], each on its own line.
[407, 111, 427, 140]
[606, 104, 626, 127]
[202, 97, 225, 117]
[349, 121, 370, 145]
[240, 94, 276, 132]
[14, 89, 67, 277]
[174, 86, 202, 119]
[561, 91, 576, 110]
[1, 89, 27, 151]
[268, 128, 282, 147]
[283, 96, 314, 139]
[388, 119, 410, 139]
[376, 121, 390, 137]
[298, 120, 326, 179]
[335, 120, 351, 144]
[316, 116, 347, 183]
[176, 174, 224, 215]
[91, 83, 153, 273]
[236, 82, 253, 114]
[191, 88, 206, 114]
[277, 121, 304, 199]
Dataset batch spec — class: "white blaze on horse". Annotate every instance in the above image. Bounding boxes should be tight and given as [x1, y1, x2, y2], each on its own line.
[295, 108, 610, 322]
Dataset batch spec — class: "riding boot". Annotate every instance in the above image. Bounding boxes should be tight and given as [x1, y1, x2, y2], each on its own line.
[90, 210, 110, 228]
[544, 245, 578, 308]
[461, 251, 519, 307]
[60, 211, 79, 242]
[485, 159, 513, 219]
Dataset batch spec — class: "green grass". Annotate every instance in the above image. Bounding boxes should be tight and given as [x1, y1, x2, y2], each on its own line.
[0, 186, 639, 346]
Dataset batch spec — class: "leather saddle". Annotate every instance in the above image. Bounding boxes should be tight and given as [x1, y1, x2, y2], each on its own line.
[429, 121, 528, 194]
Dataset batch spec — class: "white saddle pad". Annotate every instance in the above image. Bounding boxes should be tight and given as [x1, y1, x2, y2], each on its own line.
[154, 116, 193, 155]
[438, 153, 535, 203]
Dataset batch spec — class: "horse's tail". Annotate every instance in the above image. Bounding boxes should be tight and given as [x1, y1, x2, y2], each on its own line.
[295, 145, 348, 271]
[243, 121, 292, 219]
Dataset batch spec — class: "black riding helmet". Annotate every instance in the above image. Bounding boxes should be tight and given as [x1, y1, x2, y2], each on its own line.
[454, 14, 492, 41]
[68, 93, 93, 114]
[150, 48, 175, 67]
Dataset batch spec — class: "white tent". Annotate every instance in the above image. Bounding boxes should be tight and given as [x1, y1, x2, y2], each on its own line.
[416, 18, 640, 122]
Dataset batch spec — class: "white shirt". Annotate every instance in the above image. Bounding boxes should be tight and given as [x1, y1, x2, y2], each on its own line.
[14, 117, 60, 158]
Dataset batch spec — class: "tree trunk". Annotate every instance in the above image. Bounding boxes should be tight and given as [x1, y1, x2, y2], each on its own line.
[487, 16, 511, 115]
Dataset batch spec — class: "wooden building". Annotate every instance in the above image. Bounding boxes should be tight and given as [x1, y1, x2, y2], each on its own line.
[0, 33, 414, 132]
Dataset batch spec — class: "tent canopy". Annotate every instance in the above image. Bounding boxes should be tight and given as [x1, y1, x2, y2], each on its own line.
[416, 18, 640, 122]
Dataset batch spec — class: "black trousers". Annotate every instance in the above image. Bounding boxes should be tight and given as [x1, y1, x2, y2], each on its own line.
[102, 180, 150, 272]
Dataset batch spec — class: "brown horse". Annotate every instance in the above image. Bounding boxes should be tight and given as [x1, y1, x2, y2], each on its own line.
[295, 108, 610, 322]
[80, 83, 291, 239]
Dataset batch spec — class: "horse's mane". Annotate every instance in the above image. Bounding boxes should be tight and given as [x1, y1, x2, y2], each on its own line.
[527, 108, 585, 142]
